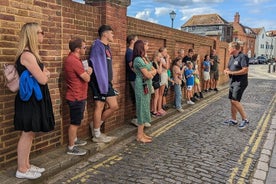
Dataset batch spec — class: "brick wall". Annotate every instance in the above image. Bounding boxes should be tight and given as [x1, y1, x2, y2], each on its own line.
[0, 0, 230, 166]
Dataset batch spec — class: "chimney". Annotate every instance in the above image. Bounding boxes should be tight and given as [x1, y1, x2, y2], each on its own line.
[234, 12, 240, 23]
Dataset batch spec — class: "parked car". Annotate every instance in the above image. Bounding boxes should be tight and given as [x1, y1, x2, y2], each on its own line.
[256, 56, 268, 64]
[249, 57, 258, 64]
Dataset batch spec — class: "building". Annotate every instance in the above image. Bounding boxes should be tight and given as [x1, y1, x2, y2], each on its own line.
[181, 13, 233, 43]
[253, 28, 275, 59]
[230, 12, 256, 58]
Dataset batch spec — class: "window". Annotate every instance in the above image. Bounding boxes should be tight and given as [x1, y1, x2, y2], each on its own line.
[227, 27, 230, 36]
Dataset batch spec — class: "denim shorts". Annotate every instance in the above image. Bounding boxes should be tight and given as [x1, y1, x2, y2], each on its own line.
[67, 100, 86, 126]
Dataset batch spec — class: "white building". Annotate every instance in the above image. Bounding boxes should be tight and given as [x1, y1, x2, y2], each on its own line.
[253, 27, 276, 59]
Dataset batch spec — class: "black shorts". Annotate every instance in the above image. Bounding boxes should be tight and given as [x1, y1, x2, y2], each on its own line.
[229, 80, 248, 102]
[67, 100, 86, 126]
[90, 82, 116, 102]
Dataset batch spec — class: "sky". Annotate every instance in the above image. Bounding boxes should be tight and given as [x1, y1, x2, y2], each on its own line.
[127, 0, 276, 31]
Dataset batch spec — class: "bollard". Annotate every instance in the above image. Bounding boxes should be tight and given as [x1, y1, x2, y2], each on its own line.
[268, 63, 271, 73]
[273, 63, 276, 73]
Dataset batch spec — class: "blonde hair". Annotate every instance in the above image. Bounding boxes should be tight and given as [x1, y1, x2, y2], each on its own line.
[15, 22, 41, 63]
[229, 41, 240, 50]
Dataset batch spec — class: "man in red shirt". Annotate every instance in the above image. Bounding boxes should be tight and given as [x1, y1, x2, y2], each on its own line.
[64, 38, 92, 156]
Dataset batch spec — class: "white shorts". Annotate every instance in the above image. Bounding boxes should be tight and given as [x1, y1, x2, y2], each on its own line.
[186, 85, 193, 91]
[203, 71, 210, 81]
[160, 72, 168, 86]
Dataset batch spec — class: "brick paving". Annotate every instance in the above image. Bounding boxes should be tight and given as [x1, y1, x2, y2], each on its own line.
[0, 65, 276, 184]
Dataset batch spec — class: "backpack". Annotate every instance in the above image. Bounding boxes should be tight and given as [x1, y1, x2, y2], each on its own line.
[3, 64, 19, 92]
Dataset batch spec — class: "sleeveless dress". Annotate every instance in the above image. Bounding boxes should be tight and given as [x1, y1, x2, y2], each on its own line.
[14, 53, 55, 132]
[134, 57, 152, 125]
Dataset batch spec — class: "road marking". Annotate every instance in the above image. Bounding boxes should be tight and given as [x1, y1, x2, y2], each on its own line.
[65, 88, 275, 183]
[66, 155, 123, 183]
[151, 92, 226, 137]
[64, 91, 228, 183]
[228, 93, 276, 183]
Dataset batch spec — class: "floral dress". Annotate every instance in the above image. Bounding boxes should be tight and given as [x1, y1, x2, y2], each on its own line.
[134, 57, 152, 125]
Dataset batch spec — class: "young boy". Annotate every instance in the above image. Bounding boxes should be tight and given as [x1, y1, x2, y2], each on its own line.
[184, 61, 195, 105]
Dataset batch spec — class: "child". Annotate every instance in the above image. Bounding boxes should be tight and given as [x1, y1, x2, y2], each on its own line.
[191, 54, 203, 99]
[151, 51, 163, 116]
[172, 57, 185, 112]
[184, 61, 195, 105]
[202, 54, 211, 92]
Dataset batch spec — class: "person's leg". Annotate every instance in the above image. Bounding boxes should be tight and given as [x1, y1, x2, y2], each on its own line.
[101, 96, 119, 122]
[174, 84, 181, 109]
[17, 131, 35, 172]
[231, 100, 247, 120]
[153, 88, 159, 113]
[158, 85, 165, 112]
[68, 125, 79, 147]
[137, 125, 151, 143]
[230, 101, 238, 120]
[93, 100, 105, 130]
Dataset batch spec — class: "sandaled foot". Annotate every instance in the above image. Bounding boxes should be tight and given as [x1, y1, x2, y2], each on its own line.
[136, 137, 152, 143]
[143, 134, 152, 140]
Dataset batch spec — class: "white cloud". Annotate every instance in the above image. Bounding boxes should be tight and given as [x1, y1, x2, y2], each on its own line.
[135, 10, 159, 23]
[154, 0, 224, 6]
[178, 7, 219, 21]
[155, 7, 173, 17]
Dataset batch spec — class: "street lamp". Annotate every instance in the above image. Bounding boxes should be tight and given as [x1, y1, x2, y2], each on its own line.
[169, 10, 176, 28]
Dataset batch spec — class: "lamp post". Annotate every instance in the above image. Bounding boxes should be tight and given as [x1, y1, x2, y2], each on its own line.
[169, 10, 176, 28]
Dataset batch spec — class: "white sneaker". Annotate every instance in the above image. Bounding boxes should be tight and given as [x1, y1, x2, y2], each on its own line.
[187, 100, 195, 105]
[144, 122, 151, 127]
[29, 165, 45, 173]
[177, 108, 184, 113]
[131, 118, 139, 127]
[16, 170, 41, 179]
[92, 134, 112, 143]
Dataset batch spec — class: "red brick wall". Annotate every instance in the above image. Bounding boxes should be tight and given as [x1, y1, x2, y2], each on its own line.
[0, 0, 230, 166]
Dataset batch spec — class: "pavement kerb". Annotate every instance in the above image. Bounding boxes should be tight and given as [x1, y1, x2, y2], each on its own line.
[252, 112, 276, 184]
[0, 86, 227, 184]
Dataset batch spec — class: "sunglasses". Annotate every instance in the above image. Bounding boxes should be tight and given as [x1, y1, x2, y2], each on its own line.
[37, 31, 44, 35]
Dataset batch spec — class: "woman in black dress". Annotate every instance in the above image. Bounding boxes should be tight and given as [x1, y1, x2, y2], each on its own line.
[14, 22, 55, 179]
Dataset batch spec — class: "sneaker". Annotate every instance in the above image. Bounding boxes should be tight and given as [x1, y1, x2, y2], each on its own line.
[238, 119, 249, 130]
[29, 165, 45, 173]
[214, 88, 218, 92]
[144, 122, 151, 127]
[74, 139, 87, 146]
[131, 118, 139, 127]
[191, 97, 197, 102]
[177, 108, 184, 113]
[223, 119, 238, 126]
[16, 170, 41, 179]
[67, 146, 87, 156]
[92, 134, 112, 143]
[187, 100, 195, 105]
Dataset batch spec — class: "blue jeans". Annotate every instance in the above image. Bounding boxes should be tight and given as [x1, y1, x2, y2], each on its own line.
[174, 84, 182, 109]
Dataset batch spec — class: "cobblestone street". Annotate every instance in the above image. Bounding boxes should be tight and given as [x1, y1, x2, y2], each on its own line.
[46, 65, 276, 184]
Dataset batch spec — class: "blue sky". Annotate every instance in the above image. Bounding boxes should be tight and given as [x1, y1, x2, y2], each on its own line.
[127, 0, 276, 31]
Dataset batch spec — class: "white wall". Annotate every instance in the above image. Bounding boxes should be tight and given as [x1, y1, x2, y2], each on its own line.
[255, 27, 275, 59]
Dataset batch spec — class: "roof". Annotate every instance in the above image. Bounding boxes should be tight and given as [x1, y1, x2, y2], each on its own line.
[182, 13, 230, 27]
[252, 28, 263, 34]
